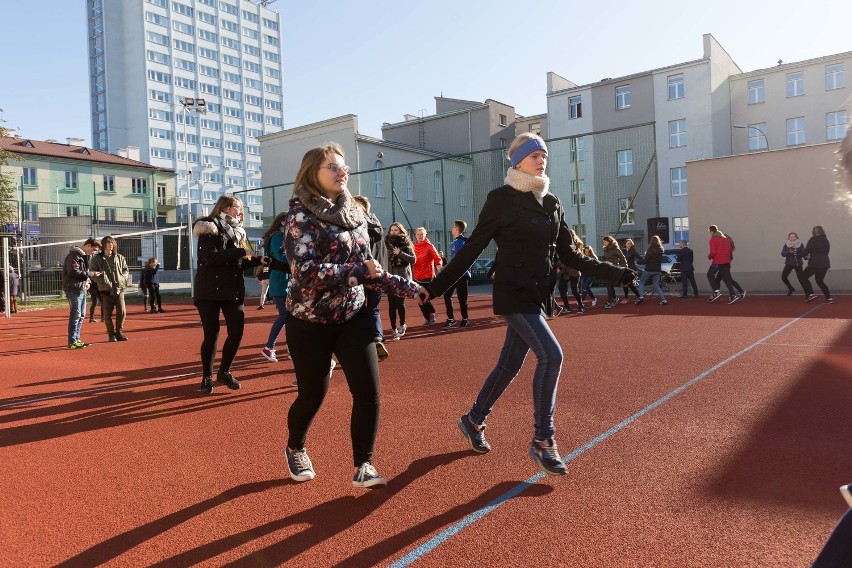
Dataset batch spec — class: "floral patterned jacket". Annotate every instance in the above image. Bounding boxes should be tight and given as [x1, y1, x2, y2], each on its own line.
[284, 198, 419, 324]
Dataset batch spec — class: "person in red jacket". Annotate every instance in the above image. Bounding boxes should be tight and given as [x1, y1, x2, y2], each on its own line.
[412, 227, 442, 325]
[707, 225, 741, 304]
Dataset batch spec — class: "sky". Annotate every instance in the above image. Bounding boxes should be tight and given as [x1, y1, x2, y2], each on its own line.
[1, 0, 850, 145]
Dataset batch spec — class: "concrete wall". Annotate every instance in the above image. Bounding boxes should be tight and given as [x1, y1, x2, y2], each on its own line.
[688, 141, 850, 292]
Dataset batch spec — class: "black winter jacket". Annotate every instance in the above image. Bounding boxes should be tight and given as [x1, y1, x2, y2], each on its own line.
[192, 217, 262, 303]
[804, 234, 831, 269]
[426, 185, 627, 315]
[62, 246, 92, 293]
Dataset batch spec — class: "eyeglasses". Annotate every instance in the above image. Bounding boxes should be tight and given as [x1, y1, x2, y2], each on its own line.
[322, 163, 351, 175]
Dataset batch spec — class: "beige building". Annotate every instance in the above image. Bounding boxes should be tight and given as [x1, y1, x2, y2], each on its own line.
[688, 141, 850, 292]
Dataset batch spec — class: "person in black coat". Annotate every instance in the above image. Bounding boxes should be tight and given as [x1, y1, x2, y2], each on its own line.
[420, 133, 636, 477]
[676, 240, 699, 297]
[193, 194, 265, 393]
[801, 225, 832, 303]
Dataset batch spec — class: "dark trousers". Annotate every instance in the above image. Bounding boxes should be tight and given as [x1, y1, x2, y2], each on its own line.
[100, 290, 126, 335]
[812, 507, 852, 567]
[558, 277, 583, 307]
[88, 287, 102, 320]
[144, 284, 162, 310]
[286, 308, 380, 467]
[708, 264, 736, 297]
[195, 300, 245, 378]
[781, 265, 805, 293]
[801, 266, 830, 298]
[681, 269, 699, 296]
[387, 295, 407, 329]
[443, 277, 469, 320]
[415, 278, 436, 319]
[621, 279, 640, 299]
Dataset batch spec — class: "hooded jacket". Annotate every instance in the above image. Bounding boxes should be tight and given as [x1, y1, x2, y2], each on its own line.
[62, 246, 92, 293]
[384, 234, 415, 280]
[804, 234, 831, 269]
[413, 237, 442, 281]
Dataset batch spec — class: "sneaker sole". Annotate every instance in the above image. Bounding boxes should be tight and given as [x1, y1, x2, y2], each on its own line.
[289, 470, 315, 482]
[352, 477, 387, 488]
[528, 447, 568, 476]
[457, 418, 490, 454]
[261, 352, 278, 362]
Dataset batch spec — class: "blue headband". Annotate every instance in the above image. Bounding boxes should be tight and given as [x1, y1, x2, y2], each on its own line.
[510, 138, 548, 168]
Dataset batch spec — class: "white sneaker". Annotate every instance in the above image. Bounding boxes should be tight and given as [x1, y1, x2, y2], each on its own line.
[398, 323, 407, 337]
[591, 299, 598, 307]
[261, 347, 278, 362]
[392, 328, 400, 341]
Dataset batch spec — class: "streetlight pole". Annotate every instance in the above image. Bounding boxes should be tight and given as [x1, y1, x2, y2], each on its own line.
[733, 124, 768, 152]
[180, 97, 206, 295]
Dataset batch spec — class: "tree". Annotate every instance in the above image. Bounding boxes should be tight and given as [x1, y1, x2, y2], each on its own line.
[0, 124, 19, 226]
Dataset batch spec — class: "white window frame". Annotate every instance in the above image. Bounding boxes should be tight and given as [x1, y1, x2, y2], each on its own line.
[615, 85, 631, 110]
[673, 217, 689, 243]
[618, 198, 635, 226]
[617, 150, 633, 177]
[747, 79, 765, 104]
[826, 63, 846, 90]
[786, 71, 805, 97]
[22, 167, 37, 186]
[786, 117, 806, 146]
[667, 74, 684, 100]
[568, 96, 582, 119]
[826, 111, 847, 141]
[103, 174, 115, 192]
[670, 167, 687, 196]
[132, 177, 148, 194]
[669, 119, 687, 148]
[64, 171, 78, 190]
[748, 123, 768, 151]
[570, 179, 586, 206]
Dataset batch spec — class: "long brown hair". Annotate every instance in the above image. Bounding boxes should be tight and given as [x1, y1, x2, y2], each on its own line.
[262, 211, 288, 244]
[293, 143, 345, 200]
[210, 194, 243, 221]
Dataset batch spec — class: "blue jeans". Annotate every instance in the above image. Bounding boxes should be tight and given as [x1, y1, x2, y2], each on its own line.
[65, 289, 86, 344]
[366, 288, 383, 341]
[265, 295, 287, 349]
[468, 312, 563, 441]
[638, 271, 665, 300]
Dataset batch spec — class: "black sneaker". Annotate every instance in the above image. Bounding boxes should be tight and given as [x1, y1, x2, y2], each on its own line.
[286, 447, 315, 482]
[529, 438, 567, 476]
[200, 376, 213, 394]
[352, 462, 387, 488]
[728, 295, 741, 304]
[805, 294, 818, 303]
[459, 319, 470, 328]
[115, 331, 128, 341]
[635, 298, 644, 305]
[786, 289, 794, 296]
[458, 414, 491, 453]
[108, 334, 118, 342]
[444, 319, 457, 328]
[217, 370, 241, 390]
[708, 291, 722, 303]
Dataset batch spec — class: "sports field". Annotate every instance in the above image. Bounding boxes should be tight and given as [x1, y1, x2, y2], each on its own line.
[1, 294, 849, 567]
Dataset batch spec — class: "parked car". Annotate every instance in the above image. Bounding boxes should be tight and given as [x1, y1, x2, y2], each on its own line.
[636, 254, 681, 280]
[469, 258, 495, 284]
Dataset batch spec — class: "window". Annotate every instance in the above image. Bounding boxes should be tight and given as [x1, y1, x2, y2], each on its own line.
[66, 206, 80, 217]
[221, 36, 240, 51]
[572, 224, 587, 243]
[174, 57, 195, 71]
[618, 198, 635, 225]
[197, 11, 216, 25]
[263, 17, 278, 30]
[172, 20, 194, 35]
[172, 1, 192, 16]
[615, 85, 631, 110]
[156, 183, 167, 206]
[748, 123, 767, 151]
[263, 50, 279, 63]
[433, 171, 442, 204]
[148, 69, 171, 84]
[569, 137, 584, 162]
[499, 114, 507, 127]
[786, 71, 804, 97]
[827, 111, 847, 141]
[670, 167, 687, 196]
[243, 27, 259, 40]
[198, 29, 217, 43]
[219, 2, 238, 15]
[457, 175, 466, 206]
[243, 60, 261, 73]
[103, 207, 116, 222]
[669, 119, 687, 148]
[65, 171, 78, 190]
[22, 167, 37, 186]
[146, 31, 169, 46]
[570, 179, 586, 206]
[405, 166, 415, 200]
[221, 18, 239, 32]
[826, 63, 845, 90]
[568, 96, 582, 119]
[223, 71, 241, 84]
[132, 178, 148, 194]
[173, 39, 194, 53]
[786, 117, 806, 146]
[133, 210, 150, 223]
[667, 74, 685, 100]
[263, 34, 279, 47]
[373, 160, 383, 197]
[245, 93, 262, 106]
[173, 76, 196, 90]
[617, 150, 633, 176]
[673, 217, 689, 243]
[747, 79, 765, 104]
[242, 10, 259, 23]
[528, 122, 541, 135]
[147, 50, 170, 64]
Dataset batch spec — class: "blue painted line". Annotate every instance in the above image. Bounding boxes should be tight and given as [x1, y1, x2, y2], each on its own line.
[387, 307, 818, 567]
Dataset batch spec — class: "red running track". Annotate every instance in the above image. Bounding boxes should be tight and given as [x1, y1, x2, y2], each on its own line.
[1, 294, 850, 567]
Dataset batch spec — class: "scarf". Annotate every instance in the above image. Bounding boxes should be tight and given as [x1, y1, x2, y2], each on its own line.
[784, 238, 803, 249]
[216, 212, 247, 247]
[505, 168, 550, 205]
[293, 185, 365, 229]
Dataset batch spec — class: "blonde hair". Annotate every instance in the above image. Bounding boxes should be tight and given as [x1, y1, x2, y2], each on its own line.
[507, 133, 546, 162]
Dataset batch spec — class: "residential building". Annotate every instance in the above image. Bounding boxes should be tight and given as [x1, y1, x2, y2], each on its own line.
[86, 0, 284, 226]
[730, 52, 850, 154]
[381, 97, 518, 154]
[546, 33, 742, 249]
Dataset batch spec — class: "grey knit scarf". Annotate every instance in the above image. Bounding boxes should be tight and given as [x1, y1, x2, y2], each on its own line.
[293, 185, 365, 229]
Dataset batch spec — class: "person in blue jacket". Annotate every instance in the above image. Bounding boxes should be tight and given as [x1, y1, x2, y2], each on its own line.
[442, 219, 471, 328]
[780, 232, 806, 296]
[676, 240, 699, 297]
[261, 211, 291, 363]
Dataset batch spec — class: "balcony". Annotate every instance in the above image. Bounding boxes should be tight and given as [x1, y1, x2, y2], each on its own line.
[156, 196, 179, 209]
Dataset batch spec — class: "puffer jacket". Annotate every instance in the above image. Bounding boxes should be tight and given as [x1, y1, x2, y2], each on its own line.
[781, 242, 805, 267]
[427, 184, 627, 316]
[413, 237, 442, 281]
[804, 234, 831, 269]
[708, 234, 733, 265]
[192, 216, 262, 303]
[385, 234, 415, 280]
[62, 246, 92, 293]
[603, 243, 627, 267]
[283, 197, 419, 324]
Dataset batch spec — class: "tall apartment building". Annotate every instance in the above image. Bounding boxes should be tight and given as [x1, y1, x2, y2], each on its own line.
[86, 0, 284, 226]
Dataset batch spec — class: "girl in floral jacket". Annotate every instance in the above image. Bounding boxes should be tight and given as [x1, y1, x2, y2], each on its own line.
[278, 143, 419, 489]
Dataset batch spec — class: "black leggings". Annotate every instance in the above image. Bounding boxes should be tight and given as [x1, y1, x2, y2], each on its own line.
[781, 265, 805, 292]
[286, 308, 380, 467]
[443, 277, 469, 320]
[415, 278, 436, 319]
[195, 300, 245, 378]
[144, 284, 162, 310]
[558, 277, 583, 306]
[88, 287, 101, 319]
[387, 295, 407, 329]
[801, 266, 831, 298]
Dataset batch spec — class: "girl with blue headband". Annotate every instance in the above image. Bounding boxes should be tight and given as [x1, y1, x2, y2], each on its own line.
[420, 132, 637, 476]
